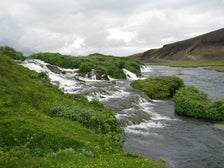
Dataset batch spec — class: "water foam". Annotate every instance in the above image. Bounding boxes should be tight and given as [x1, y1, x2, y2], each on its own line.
[137, 97, 175, 121]
[21, 59, 82, 94]
[87, 87, 130, 102]
[122, 68, 139, 80]
[140, 65, 153, 73]
[107, 75, 116, 81]
[115, 113, 129, 120]
[21, 59, 49, 73]
[125, 121, 165, 135]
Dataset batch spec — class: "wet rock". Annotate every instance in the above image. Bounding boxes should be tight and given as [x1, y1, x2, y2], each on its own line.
[47, 64, 62, 74]
[80, 69, 109, 80]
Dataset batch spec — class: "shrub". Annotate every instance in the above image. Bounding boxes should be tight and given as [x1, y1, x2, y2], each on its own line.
[0, 46, 25, 60]
[174, 86, 212, 118]
[131, 76, 184, 99]
[79, 62, 91, 73]
[49, 102, 122, 142]
[207, 99, 224, 120]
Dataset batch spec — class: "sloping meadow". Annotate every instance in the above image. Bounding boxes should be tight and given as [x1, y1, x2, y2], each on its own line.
[0, 52, 166, 167]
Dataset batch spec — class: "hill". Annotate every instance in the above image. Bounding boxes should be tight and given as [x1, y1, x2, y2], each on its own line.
[30, 52, 142, 79]
[132, 28, 224, 62]
[0, 53, 165, 167]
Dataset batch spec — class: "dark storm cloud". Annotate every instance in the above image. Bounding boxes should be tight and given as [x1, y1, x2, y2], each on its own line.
[0, 0, 223, 56]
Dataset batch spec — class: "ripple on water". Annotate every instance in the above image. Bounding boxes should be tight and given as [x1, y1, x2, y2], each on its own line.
[213, 123, 224, 131]
[124, 121, 165, 137]
[125, 121, 165, 131]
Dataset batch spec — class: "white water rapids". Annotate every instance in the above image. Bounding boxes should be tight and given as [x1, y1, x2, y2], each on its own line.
[20, 59, 170, 129]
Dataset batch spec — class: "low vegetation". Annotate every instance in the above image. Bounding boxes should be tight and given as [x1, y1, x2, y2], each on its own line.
[131, 76, 184, 99]
[30, 52, 142, 79]
[174, 86, 212, 118]
[174, 86, 224, 120]
[0, 46, 25, 61]
[207, 99, 224, 120]
[131, 75, 224, 120]
[0, 53, 166, 167]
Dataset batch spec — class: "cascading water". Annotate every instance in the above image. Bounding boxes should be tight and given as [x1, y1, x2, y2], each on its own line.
[20, 59, 155, 126]
[20, 60, 224, 168]
[140, 65, 152, 73]
[122, 68, 139, 80]
[91, 69, 97, 80]
[21, 59, 84, 94]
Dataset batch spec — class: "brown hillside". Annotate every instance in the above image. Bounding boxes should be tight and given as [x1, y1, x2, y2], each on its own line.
[132, 28, 224, 62]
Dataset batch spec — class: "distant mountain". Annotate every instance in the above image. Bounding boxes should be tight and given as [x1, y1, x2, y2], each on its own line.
[131, 28, 224, 62]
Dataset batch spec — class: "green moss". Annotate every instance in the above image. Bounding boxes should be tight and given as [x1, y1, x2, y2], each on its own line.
[131, 76, 184, 99]
[0, 54, 165, 167]
[29, 52, 142, 79]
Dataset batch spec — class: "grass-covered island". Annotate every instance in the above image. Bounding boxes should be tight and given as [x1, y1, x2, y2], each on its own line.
[131, 76, 184, 99]
[30, 52, 142, 79]
[0, 48, 166, 167]
[174, 86, 224, 120]
[130, 75, 224, 121]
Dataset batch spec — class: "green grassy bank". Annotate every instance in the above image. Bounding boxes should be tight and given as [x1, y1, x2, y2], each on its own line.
[0, 53, 166, 167]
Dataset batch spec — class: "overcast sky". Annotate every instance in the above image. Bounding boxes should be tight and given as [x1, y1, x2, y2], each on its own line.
[0, 0, 224, 56]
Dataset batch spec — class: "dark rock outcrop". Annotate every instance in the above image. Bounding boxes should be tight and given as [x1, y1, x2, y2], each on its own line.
[47, 64, 62, 74]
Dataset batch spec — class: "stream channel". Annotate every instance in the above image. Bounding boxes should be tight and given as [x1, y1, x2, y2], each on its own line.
[21, 59, 224, 168]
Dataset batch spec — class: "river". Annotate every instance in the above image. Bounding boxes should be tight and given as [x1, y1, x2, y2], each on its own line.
[21, 59, 224, 168]
[124, 66, 224, 168]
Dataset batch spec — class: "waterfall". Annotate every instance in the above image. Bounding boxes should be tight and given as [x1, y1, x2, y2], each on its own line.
[122, 68, 139, 80]
[91, 69, 97, 80]
[140, 65, 152, 73]
[107, 75, 116, 81]
[20, 59, 49, 73]
[20, 59, 81, 94]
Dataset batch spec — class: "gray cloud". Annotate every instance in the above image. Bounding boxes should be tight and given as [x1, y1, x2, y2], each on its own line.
[0, 0, 224, 56]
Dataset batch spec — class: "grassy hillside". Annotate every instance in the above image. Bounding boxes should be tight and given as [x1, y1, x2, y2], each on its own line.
[0, 46, 25, 61]
[30, 52, 142, 79]
[0, 54, 165, 167]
